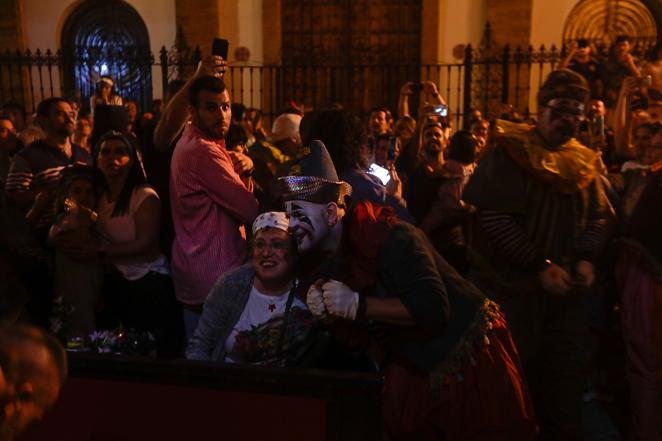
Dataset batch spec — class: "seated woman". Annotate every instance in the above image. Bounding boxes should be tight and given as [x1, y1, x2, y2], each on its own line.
[186, 212, 314, 366]
[61, 131, 183, 356]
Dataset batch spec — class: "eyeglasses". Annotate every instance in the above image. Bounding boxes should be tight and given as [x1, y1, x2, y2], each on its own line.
[253, 240, 290, 252]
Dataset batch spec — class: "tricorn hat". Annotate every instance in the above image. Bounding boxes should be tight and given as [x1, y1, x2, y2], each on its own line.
[278, 140, 352, 207]
[537, 68, 590, 106]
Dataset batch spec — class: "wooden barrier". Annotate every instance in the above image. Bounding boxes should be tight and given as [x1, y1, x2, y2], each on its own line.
[19, 353, 384, 441]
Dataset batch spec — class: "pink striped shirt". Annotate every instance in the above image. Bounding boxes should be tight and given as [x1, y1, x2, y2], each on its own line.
[170, 123, 259, 304]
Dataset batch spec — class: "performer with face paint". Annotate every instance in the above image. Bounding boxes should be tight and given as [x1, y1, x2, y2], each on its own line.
[279, 141, 537, 441]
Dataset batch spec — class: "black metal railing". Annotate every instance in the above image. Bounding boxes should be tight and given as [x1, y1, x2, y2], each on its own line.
[0, 41, 657, 128]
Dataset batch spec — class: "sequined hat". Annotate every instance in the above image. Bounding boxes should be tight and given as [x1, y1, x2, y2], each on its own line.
[278, 140, 352, 207]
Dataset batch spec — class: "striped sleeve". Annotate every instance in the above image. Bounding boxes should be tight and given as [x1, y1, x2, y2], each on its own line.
[4, 154, 33, 192]
[574, 219, 607, 262]
[480, 209, 540, 269]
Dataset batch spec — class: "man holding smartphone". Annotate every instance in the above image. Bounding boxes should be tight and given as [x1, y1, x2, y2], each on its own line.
[164, 45, 259, 338]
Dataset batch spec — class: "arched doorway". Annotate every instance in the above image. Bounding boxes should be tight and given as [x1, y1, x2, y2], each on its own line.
[563, 0, 658, 51]
[61, 0, 152, 113]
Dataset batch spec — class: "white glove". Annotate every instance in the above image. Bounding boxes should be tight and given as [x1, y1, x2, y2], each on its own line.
[321, 279, 359, 320]
[306, 284, 327, 318]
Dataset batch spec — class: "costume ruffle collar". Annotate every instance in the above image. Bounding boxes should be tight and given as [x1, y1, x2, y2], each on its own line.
[495, 119, 601, 193]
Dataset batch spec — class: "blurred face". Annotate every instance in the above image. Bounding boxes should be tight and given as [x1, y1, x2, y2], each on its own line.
[191, 89, 231, 139]
[375, 138, 389, 167]
[44, 101, 75, 138]
[633, 126, 653, 161]
[575, 46, 590, 59]
[537, 98, 585, 147]
[100, 83, 111, 99]
[97, 139, 132, 178]
[75, 118, 91, 137]
[0, 119, 15, 143]
[469, 109, 482, 124]
[423, 125, 445, 155]
[2, 346, 60, 438]
[67, 178, 95, 209]
[3, 108, 25, 131]
[252, 228, 295, 285]
[242, 110, 258, 134]
[615, 41, 630, 57]
[471, 120, 489, 150]
[286, 200, 330, 254]
[369, 111, 389, 135]
[588, 99, 606, 117]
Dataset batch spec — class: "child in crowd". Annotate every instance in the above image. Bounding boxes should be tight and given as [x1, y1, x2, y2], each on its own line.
[48, 165, 102, 337]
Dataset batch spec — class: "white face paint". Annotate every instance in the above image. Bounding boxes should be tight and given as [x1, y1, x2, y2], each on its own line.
[285, 200, 330, 254]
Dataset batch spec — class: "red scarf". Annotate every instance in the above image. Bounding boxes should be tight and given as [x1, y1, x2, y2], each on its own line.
[345, 201, 399, 293]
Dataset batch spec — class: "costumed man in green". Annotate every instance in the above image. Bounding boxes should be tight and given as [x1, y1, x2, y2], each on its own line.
[279, 141, 537, 441]
[463, 69, 610, 441]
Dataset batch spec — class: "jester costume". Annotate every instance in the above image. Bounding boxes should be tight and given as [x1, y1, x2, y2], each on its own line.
[280, 142, 536, 441]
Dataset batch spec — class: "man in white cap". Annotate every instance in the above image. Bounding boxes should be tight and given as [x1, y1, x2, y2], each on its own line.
[186, 211, 314, 366]
[269, 112, 302, 157]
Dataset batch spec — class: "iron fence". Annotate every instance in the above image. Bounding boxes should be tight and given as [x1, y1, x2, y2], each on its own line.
[0, 41, 657, 128]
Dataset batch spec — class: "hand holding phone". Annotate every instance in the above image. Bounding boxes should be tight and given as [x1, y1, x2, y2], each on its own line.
[367, 163, 391, 186]
[212, 38, 229, 60]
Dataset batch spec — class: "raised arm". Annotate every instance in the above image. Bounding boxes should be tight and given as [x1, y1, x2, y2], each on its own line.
[153, 55, 227, 152]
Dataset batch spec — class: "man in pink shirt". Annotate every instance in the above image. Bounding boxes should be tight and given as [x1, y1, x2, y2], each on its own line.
[170, 75, 259, 338]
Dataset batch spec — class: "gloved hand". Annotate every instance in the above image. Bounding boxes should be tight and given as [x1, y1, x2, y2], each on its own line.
[306, 283, 327, 318]
[321, 279, 359, 320]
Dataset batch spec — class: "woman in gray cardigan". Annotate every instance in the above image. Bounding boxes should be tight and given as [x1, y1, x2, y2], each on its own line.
[186, 212, 314, 365]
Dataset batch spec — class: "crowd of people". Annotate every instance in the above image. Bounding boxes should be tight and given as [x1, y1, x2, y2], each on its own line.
[0, 35, 661, 440]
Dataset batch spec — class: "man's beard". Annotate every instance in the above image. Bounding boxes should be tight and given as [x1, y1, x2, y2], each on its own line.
[56, 126, 74, 138]
[424, 142, 442, 155]
[199, 122, 225, 140]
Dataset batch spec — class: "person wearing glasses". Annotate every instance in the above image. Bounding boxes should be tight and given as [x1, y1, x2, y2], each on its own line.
[186, 212, 314, 366]
[464, 69, 610, 441]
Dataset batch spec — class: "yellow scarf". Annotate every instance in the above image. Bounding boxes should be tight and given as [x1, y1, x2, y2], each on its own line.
[495, 119, 601, 194]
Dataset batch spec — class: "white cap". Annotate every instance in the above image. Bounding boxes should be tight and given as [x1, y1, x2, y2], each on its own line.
[252, 211, 289, 235]
[270, 113, 302, 143]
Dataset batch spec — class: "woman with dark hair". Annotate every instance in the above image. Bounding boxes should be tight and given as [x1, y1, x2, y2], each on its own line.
[300, 108, 413, 223]
[83, 131, 182, 355]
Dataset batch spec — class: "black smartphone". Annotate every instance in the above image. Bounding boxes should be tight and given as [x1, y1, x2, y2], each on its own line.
[410, 82, 423, 93]
[212, 38, 229, 59]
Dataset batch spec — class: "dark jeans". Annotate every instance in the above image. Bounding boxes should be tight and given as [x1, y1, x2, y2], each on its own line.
[99, 268, 185, 357]
[494, 285, 590, 441]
